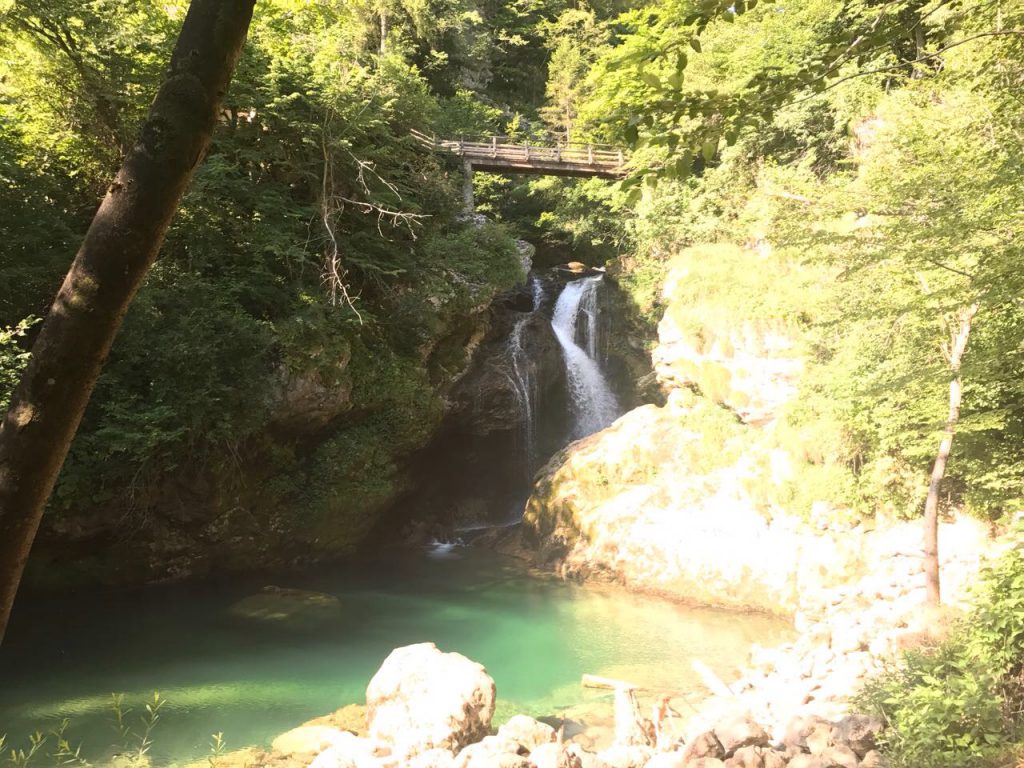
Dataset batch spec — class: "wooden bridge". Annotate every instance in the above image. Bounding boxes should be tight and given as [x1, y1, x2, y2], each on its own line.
[411, 130, 628, 180]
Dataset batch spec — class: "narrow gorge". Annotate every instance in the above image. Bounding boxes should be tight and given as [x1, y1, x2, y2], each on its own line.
[2, 2, 1024, 768]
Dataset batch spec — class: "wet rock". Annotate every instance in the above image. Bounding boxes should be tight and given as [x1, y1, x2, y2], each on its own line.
[680, 732, 725, 763]
[832, 714, 883, 758]
[230, 587, 341, 629]
[497, 715, 557, 752]
[529, 743, 582, 768]
[366, 643, 496, 756]
[712, 715, 769, 755]
[449, 303, 565, 437]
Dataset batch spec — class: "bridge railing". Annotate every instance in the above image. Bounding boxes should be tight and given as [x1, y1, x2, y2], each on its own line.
[411, 129, 626, 168]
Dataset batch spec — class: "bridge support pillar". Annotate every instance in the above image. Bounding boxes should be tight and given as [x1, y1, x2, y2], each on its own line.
[462, 158, 474, 214]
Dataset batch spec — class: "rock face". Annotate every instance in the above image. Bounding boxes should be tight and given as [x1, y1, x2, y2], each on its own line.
[366, 643, 497, 757]
[520, 247, 993, 614]
[450, 306, 566, 436]
[521, 394, 868, 613]
[270, 347, 353, 434]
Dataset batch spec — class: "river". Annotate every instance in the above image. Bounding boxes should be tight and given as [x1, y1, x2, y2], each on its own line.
[0, 549, 790, 764]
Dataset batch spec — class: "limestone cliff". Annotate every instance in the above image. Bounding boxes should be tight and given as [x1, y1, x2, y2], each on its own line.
[521, 243, 979, 614]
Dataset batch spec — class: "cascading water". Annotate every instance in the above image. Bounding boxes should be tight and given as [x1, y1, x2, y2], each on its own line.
[551, 275, 620, 439]
[506, 275, 546, 473]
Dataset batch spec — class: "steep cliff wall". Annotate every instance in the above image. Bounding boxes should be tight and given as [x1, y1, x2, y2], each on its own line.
[521, 244, 990, 614]
[25, 228, 528, 588]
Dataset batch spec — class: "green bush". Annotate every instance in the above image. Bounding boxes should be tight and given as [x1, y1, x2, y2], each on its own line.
[856, 535, 1024, 768]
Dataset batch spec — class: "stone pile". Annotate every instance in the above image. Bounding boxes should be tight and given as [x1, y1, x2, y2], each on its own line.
[682, 518, 991, 745]
[281, 523, 991, 768]
[287, 641, 890, 768]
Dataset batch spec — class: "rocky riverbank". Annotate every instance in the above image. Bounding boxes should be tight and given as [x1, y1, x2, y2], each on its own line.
[229, 634, 887, 768]
[215, 518, 994, 768]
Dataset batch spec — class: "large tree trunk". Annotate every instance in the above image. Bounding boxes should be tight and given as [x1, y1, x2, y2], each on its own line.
[0, 0, 256, 644]
[923, 303, 979, 608]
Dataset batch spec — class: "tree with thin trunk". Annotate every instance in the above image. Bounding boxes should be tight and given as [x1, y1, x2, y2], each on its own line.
[0, 0, 257, 645]
[923, 303, 979, 607]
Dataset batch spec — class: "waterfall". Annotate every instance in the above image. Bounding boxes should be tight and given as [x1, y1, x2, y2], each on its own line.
[552, 276, 620, 439]
[506, 275, 546, 471]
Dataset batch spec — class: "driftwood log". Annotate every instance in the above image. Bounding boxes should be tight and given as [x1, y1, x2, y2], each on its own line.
[583, 661, 735, 749]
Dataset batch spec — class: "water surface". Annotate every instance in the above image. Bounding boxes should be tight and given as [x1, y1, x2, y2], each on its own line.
[0, 548, 790, 764]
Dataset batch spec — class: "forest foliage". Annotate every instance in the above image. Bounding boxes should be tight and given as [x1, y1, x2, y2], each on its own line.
[2, 0, 1024, 763]
[530, 0, 1024, 525]
[1, 0, 1022, 567]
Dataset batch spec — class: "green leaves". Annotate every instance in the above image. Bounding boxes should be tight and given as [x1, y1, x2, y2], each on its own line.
[857, 539, 1024, 767]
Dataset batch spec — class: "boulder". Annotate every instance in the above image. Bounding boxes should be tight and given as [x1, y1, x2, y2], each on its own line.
[308, 746, 358, 768]
[271, 725, 348, 757]
[687, 760, 727, 768]
[366, 643, 496, 756]
[831, 714, 883, 758]
[680, 732, 725, 763]
[818, 746, 858, 768]
[783, 716, 832, 755]
[565, 744, 600, 768]
[712, 715, 770, 756]
[860, 750, 887, 768]
[529, 743, 582, 768]
[453, 743, 531, 768]
[230, 587, 341, 629]
[724, 746, 787, 768]
[296, 733, 383, 768]
[497, 715, 557, 752]
[786, 756, 825, 768]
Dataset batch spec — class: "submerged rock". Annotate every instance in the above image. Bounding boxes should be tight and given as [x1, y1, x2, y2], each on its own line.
[229, 587, 341, 628]
[366, 642, 496, 757]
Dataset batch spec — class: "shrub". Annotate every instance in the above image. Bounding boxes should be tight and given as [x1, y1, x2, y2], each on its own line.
[856, 533, 1024, 768]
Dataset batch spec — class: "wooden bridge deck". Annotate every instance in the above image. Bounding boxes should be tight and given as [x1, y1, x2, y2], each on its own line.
[412, 130, 627, 179]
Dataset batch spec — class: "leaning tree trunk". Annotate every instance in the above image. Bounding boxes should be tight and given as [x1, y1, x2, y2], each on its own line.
[923, 303, 979, 608]
[0, 0, 256, 644]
